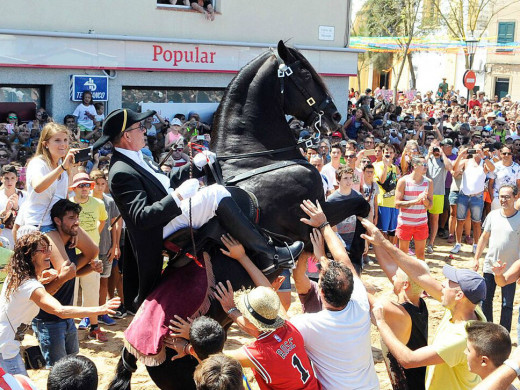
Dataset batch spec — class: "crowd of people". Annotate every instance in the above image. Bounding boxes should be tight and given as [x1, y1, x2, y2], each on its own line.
[1, 81, 520, 389]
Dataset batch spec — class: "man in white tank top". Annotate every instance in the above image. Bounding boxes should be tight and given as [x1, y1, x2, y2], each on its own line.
[395, 156, 433, 260]
[451, 145, 495, 254]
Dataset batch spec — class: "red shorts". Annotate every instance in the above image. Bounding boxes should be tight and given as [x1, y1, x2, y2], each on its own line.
[396, 223, 429, 241]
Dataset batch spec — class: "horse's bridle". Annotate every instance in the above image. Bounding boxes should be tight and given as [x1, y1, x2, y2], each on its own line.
[273, 49, 333, 136]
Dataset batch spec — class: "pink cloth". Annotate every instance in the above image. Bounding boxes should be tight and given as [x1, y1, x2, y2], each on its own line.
[124, 254, 213, 365]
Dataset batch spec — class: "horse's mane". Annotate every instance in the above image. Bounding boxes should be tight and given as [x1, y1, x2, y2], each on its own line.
[212, 51, 273, 131]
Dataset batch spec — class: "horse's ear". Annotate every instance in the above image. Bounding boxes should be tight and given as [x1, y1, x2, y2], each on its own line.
[277, 40, 290, 62]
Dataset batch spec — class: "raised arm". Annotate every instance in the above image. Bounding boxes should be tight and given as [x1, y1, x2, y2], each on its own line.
[299, 199, 358, 278]
[360, 217, 443, 301]
[372, 302, 444, 369]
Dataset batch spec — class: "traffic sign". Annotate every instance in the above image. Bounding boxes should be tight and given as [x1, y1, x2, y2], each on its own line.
[70, 75, 108, 101]
[463, 70, 476, 90]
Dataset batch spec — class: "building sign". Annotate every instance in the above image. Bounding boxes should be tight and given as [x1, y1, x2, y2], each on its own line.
[319, 26, 335, 41]
[70, 75, 108, 101]
[0, 34, 358, 77]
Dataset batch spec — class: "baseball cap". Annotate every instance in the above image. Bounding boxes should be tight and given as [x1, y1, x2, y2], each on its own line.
[441, 138, 453, 146]
[331, 131, 342, 138]
[171, 118, 182, 126]
[443, 265, 486, 304]
[494, 117, 506, 125]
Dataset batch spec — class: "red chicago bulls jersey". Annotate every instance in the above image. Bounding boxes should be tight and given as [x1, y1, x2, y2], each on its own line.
[243, 321, 321, 390]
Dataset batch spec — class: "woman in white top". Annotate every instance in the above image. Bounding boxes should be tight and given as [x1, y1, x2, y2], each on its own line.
[0, 232, 120, 375]
[0, 165, 25, 249]
[21, 122, 98, 269]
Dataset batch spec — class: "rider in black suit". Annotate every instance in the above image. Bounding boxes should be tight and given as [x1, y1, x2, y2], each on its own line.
[93, 109, 303, 311]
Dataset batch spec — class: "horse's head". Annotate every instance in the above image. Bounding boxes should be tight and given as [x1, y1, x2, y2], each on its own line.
[274, 40, 342, 134]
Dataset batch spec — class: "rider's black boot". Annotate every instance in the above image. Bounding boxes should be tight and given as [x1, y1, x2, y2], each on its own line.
[215, 197, 304, 274]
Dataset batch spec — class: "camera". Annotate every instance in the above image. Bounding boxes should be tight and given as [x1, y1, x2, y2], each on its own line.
[433, 147, 440, 153]
[424, 125, 434, 131]
[74, 147, 92, 164]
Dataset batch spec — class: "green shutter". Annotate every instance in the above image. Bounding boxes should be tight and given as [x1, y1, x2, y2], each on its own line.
[497, 22, 515, 52]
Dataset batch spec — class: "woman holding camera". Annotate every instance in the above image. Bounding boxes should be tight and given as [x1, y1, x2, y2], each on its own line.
[0, 232, 120, 375]
[20, 122, 98, 267]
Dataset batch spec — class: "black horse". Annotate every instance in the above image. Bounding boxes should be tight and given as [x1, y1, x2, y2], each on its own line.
[109, 40, 369, 390]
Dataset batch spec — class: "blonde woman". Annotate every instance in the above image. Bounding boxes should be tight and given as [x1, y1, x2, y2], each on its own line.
[21, 122, 98, 275]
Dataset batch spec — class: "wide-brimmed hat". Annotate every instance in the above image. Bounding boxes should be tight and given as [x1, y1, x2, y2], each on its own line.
[92, 108, 156, 150]
[234, 286, 285, 332]
[69, 172, 94, 190]
[494, 117, 506, 125]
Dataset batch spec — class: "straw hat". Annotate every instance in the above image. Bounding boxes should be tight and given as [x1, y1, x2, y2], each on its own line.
[234, 286, 285, 332]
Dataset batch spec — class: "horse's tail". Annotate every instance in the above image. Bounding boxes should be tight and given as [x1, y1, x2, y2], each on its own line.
[108, 347, 137, 390]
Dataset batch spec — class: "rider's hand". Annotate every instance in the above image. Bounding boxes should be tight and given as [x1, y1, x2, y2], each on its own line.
[300, 199, 327, 228]
[220, 234, 248, 262]
[175, 178, 199, 200]
[169, 316, 193, 340]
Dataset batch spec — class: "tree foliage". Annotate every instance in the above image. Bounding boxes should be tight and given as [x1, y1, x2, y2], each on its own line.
[353, 0, 422, 97]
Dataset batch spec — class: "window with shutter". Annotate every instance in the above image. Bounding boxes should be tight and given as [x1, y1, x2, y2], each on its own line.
[497, 22, 515, 52]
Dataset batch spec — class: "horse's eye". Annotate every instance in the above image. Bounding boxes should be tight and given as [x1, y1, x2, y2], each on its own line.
[300, 69, 312, 80]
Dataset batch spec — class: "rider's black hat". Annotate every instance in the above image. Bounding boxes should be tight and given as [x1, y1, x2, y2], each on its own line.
[92, 108, 156, 150]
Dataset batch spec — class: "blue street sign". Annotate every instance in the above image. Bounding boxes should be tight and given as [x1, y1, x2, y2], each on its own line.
[70, 75, 108, 101]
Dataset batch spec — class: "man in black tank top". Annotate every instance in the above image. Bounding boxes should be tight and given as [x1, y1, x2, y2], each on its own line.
[372, 257, 429, 389]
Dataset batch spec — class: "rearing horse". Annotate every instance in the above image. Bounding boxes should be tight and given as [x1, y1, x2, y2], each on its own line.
[109, 40, 369, 390]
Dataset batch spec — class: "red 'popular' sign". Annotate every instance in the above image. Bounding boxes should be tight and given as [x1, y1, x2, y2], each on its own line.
[463, 70, 476, 90]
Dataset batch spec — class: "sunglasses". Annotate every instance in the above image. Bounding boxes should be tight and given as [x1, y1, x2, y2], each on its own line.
[174, 148, 183, 152]
[8, 116, 17, 120]
[35, 245, 52, 253]
[0, 144, 7, 149]
[345, 155, 356, 159]
[416, 163, 428, 167]
[0, 132, 8, 136]
[502, 152, 512, 156]
[76, 183, 91, 189]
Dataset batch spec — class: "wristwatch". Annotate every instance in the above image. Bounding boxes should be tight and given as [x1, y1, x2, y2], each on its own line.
[503, 358, 520, 377]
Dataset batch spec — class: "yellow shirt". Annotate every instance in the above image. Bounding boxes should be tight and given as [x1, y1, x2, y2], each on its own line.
[71, 196, 108, 245]
[374, 162, 398, 208]
[425, 306, 486, 390]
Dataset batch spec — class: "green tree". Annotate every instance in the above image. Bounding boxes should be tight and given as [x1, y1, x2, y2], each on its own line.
[359, 0, 422, 101]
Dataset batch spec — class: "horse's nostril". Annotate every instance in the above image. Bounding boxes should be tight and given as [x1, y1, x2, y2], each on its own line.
[333, 112, 342, 123]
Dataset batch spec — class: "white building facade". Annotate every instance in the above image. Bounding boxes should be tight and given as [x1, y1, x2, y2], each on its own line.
[0, 0, 360, 123]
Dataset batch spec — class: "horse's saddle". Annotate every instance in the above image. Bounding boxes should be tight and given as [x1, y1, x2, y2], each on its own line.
[163, 186, 259, 266]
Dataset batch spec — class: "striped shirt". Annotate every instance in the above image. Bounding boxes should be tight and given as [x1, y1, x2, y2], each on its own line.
[398, 175, 429, 226]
